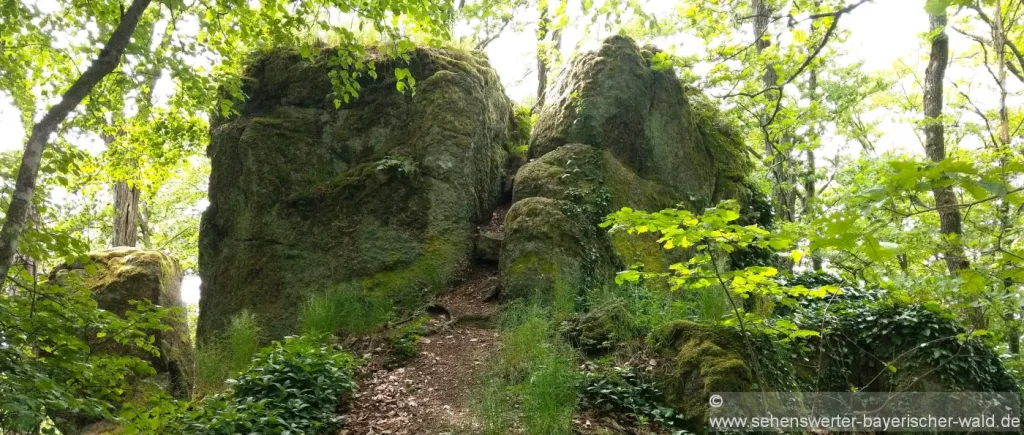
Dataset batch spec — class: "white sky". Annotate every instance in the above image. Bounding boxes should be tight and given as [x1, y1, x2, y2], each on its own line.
[0, 0, 1006, 304]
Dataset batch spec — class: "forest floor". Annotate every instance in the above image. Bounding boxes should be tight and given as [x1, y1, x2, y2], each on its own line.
[340, 266, 502, 434]
[338, 207, 662, 434]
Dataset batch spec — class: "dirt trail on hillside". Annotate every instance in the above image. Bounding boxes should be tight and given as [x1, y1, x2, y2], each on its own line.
[340, 266, 501, 434]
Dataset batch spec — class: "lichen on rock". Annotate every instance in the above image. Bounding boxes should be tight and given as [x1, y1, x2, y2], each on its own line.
[198, 46, 518, 341]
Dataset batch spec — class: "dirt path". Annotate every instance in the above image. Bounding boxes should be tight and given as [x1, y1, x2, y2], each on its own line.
[340, 267, 502, 434]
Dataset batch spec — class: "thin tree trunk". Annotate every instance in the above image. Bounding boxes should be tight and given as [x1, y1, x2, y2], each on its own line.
[108, 16, 173, 249]
[924, 10, 979, 327]
[535, 0, 551, 108]
[992, 0, 1018, 353]
[806, 69, 822, 271]
[0, 0, 153, 287]
[752, 0, 776, 88]
[112, 180, 141, 247]
[139, 201, 152, 249]
[923, 11, 966, 272]
[752, 0, 791, 224]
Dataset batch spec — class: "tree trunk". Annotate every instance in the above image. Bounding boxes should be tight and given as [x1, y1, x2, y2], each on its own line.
[752, 0, 776, 87]
[0, 0, 153, 287]
[924, 10, 981, 327]
[139, 201, 152, 249]
[751, 0, 792, 225]
[106, 18, 172, 249]
[992, 0, 1018, 353]
[535, 0, 551, 108]
[923, 12, 967, 274]
[806, 69, 822, 271]
[111, 181, 141, 247]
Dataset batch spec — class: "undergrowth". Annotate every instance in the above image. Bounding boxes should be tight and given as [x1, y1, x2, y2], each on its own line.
[579, 360, 686, 429]
[476, 303, 580, 435]
[124, 336, 357, 434]
[300, 283, 391, 338]
[192, 310, 262, 396]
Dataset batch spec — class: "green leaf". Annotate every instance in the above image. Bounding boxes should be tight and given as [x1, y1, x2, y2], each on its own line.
[924, 0, 949, 15]
[959, 269, 987, 296]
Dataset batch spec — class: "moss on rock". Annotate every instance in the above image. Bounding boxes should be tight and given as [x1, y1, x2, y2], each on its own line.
[530, 36, 750, 204]
[49, 248, 192, 397]
[199, 46, 516, 341]
[649, 321, 755, 428]
[501, 36, 751, 305]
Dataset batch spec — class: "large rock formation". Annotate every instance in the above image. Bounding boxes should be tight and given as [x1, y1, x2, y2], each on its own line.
[198, 48, 518, 340]
[501, 36, 751, 302]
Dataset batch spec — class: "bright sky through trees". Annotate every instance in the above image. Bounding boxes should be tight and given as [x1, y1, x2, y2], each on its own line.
[1, 0, 1020, 305]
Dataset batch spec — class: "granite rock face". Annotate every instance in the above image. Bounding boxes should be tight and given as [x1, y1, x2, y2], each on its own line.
[501, 36, 751, 303]
[198, 47, 518, 341]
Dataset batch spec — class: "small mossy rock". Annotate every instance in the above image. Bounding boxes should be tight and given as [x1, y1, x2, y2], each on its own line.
[501, 197, 595, 303]
[559, 300, 638, 355]
[49, 248, 191, 394]
[650, 321, 754, 429]
[199, 47, 516, 341]
[46, 248, 190, 434]
[474, 230, 504, 263]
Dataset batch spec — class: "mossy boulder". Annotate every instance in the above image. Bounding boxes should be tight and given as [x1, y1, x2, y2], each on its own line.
[559, 300, 640, 355]
[649, 321, 755, 427]
[793, 302, 1019, 393]
[647, 304, 1019, 430]
[501, 36, 750, 302]
[46, 248, 191, 434]
[474, 230, 503, 263]
[198, 47, 517, 341]
[49, 248, 191, 395]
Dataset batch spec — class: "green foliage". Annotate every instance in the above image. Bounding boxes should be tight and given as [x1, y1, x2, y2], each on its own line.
[792, 299, 1019, 392]
[388, 316, 428, 362]
[125, 336, 357, 435]
[193, 311, 262, 396]
[477, 377, 512, 435]
[476, 303, 580, 434]
[0, 279, 172, 433]
[603, 200, 839, 337]
[512, 104, 536, 151]
[579, 360, 685, 429]
[300, 284, 392, 338]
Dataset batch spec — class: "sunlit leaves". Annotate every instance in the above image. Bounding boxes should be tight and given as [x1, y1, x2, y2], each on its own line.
[605, 199, 841, 336]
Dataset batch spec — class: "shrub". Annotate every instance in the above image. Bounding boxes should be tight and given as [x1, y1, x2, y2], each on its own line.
[143, 336, 357, 435]
[579, 361, 684, 429]
[0, 279, 172, 433]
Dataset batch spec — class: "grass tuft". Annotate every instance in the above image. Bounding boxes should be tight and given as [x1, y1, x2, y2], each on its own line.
[477, 303, 579, 434]
[299, 283, 391, 338]
[193, 310, 262, 397]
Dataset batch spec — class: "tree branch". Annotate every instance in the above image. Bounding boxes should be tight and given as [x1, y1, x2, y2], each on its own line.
[0, 0, 154, 287]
